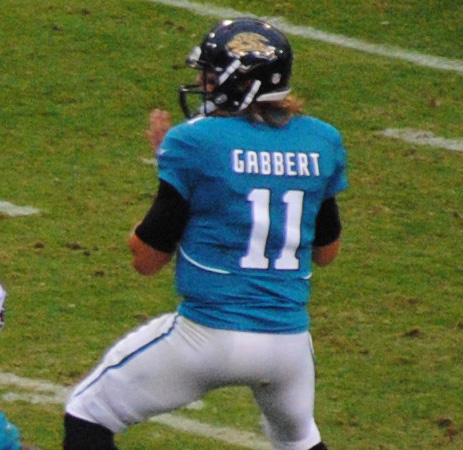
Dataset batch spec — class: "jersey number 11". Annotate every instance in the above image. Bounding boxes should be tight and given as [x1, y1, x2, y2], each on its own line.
[240, 188, 304, 270]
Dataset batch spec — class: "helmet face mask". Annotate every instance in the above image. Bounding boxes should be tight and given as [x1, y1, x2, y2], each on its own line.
[179, 18, 293, 118]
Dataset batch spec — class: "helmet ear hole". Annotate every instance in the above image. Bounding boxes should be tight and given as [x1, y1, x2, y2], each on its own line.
[214, 93, 228, 105]
[271, 73, 282, 85]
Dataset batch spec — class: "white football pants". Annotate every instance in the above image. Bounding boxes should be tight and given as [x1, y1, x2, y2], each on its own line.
[66, 313, 322, 450]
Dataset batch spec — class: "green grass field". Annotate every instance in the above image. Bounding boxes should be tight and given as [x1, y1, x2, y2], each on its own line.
[1, 1, 462, 449]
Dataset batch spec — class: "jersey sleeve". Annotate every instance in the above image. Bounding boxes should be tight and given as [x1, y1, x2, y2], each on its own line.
[157, 124, 199, 201]
[324, 139, 348, 199]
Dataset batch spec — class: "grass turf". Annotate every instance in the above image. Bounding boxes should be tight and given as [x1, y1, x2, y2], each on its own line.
[1, 1, 462, 449]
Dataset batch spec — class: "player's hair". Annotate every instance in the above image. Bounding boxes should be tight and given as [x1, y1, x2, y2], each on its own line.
[247, 94, 305, 127]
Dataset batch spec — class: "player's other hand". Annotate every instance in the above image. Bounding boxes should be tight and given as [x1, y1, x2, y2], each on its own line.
[146, 109, 171, 157]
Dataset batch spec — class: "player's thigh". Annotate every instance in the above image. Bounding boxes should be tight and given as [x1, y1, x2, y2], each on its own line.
[251, 333, 318, 445]
[66, 313, 211, 430]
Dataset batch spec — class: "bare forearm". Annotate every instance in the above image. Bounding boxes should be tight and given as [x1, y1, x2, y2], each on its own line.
[128, 233, 173, 275]
[312, 239, 341, 267]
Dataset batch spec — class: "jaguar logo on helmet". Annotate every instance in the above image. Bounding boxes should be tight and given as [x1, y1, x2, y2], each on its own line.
[226, 32, 276, 59]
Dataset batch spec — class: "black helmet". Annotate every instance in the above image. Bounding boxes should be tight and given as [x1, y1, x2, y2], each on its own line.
[179, 17, 293, 118]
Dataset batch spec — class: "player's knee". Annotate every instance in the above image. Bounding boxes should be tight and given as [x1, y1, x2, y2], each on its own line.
[309, 442, 329, 450]
[63, 413, 118, 450]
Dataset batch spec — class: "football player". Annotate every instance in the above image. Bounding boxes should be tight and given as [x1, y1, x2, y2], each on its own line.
[63, 17, 348, 450]
[0, 283, 6, 331]
[1, 284, 41, 450]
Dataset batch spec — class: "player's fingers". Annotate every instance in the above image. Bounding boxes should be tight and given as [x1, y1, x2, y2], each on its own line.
[150, 109, 170, 125]
[162, 112, 172, 128]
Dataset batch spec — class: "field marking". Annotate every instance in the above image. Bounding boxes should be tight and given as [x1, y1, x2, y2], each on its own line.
[147, 0, 463, 75]
[0, 201, 40, 217]
[381, 128, 463, 152]
[152, 414, 271, 450]
[0, 371, 270, 449]
[141, 157, 157, 167]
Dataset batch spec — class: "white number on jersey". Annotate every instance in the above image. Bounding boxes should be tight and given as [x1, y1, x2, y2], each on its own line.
[240, 189, 304, 270]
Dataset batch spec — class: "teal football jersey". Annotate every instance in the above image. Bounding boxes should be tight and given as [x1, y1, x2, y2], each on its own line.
[158, 115, 348, 333]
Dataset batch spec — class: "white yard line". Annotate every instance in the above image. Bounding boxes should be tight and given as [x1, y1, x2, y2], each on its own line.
[0, 371, 270, 449]
[381, 128, 463, 152]
[0, 372, 68, 395]
[0, 201, 40, 217]
[147, 0, 463, 75]
[151, 414, 271, 450]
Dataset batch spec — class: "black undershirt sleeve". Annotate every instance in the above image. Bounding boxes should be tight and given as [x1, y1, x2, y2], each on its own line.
[312, 197, 342, 247]
[135, 180, 190, 254]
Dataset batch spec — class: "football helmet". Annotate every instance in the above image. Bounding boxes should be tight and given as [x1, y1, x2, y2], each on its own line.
[179, 17, 293, 118]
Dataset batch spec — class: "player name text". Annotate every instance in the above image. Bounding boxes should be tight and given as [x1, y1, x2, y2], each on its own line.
[232, 149, 320, 176]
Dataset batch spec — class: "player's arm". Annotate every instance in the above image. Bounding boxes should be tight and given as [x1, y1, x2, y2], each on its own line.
[128, 180, 189, 275]
[312, 197, 342, 267]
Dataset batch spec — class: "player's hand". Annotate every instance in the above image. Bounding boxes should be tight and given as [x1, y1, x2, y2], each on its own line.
[146, 109, 171, 157]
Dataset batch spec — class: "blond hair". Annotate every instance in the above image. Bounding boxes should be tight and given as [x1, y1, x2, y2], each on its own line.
[247, 94, 304, 127]
[213, 94, 304, 127]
